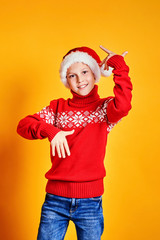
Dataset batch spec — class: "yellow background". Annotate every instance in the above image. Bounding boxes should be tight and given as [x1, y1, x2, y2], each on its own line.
[0, 0, 160, 239]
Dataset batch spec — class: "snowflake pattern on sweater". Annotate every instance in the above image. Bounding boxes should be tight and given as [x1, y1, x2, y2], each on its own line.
[37, 98, 118, 132]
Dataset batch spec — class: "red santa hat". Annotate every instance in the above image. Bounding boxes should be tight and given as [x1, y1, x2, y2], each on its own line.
[59, 46, 113, 88]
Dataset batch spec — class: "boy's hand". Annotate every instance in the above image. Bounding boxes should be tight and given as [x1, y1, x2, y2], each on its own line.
[51, 130, 75, 158]
[99, 45, 128, 70]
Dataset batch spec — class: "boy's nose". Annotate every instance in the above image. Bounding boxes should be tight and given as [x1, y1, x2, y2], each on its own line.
[77, 76, 84, 83]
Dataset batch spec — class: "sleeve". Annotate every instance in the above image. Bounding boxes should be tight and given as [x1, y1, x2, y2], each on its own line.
[105, 54, 133, 124]
[16, 102, 61, 142]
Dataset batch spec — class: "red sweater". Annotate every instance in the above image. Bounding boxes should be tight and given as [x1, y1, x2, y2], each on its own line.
[17, 55, 133, 198]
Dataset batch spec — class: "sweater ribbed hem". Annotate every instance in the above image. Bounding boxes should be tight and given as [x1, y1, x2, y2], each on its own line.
[46, 179, 104, 198]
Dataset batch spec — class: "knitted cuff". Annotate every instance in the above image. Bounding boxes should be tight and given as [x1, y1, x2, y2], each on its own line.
[107, 55, 128, 70]
[40, 122, 61, 142]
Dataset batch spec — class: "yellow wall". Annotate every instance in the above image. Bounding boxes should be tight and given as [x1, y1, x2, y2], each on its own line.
[0, 0, 160, 239]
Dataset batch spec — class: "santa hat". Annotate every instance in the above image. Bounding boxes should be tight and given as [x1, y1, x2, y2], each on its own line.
[59, 46, 113, 88]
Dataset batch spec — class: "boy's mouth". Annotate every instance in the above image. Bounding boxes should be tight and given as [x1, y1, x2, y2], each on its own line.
[78, 84, 88, 89]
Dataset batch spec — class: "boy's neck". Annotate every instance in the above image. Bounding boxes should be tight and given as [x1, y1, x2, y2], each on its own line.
[69, 85, 100, 107]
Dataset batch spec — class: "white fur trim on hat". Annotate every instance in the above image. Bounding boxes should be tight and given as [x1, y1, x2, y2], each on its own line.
[59, 51, 101, 88]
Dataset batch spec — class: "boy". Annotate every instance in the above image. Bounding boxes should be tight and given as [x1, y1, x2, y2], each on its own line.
[17, 45, 133, 240]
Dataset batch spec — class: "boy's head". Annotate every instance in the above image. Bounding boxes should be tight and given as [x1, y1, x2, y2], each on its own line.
[66, 61, 96, 96]
[59, 47, 113, 94]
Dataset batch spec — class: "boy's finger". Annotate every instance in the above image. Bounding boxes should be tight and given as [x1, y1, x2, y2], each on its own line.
[104, 64, 109, 71]
[121, 51, 128, 57]
[56, 143, 61, 158]
[64, 129, 75, 136]
[99, 45, 113, 54]
[99, 57, 108, 66]
[52, 147, 55, 157]
[63, 138, 71, 156]
[51, 143, 55, 156]
[60, 143, 66, 158]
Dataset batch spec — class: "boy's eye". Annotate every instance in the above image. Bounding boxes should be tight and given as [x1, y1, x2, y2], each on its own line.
[68, 74, 75, 78]
[82, 70, 88, 74]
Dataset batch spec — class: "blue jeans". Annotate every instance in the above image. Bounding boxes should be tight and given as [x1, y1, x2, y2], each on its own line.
[37, 193, 104, 240]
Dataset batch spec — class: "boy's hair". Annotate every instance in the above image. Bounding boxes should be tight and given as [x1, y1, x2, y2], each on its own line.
[59, 46, 113, 88]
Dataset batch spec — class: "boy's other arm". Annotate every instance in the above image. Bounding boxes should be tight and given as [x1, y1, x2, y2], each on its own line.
[100, 46, 133, 123]
[17, 101, 75, 158]
[17, 105, 61, 142]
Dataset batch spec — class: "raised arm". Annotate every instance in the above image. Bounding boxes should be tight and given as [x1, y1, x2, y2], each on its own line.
[100, 46, 133, 123]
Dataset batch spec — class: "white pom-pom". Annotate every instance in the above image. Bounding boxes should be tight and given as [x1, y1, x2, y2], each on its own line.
[100, 64, 113, 77]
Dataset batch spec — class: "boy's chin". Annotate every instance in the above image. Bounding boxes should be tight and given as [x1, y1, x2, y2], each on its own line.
[77, 88, 94, 96]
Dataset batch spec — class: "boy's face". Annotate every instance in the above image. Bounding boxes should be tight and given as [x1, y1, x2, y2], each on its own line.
[66, 62, 95, 96]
